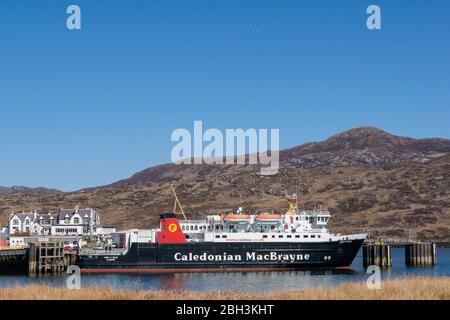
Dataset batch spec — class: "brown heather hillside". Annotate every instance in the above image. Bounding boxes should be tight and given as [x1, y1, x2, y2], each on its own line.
[0, 126, 449, 240]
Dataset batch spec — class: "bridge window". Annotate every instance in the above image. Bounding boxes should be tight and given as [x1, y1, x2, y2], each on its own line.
[303, 235, 308, 238]
[295, 235, 300, 238]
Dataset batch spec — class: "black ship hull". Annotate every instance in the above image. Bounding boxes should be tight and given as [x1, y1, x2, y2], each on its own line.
[76, 239, 364, 273]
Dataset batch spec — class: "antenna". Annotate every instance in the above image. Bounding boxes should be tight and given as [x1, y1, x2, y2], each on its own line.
[170, 184, 187, 220]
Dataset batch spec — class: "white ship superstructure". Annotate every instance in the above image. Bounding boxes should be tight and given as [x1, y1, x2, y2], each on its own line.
[179, 194, 365, 243]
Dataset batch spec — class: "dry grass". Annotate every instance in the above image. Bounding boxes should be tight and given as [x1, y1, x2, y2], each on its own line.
[0, 276, 449, 300]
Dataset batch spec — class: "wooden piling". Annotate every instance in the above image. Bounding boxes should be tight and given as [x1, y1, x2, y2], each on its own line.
[432, 243, 437, 264]
[28, 243, 37, 276]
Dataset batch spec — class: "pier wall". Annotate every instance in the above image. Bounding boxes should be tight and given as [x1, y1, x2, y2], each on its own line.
[0, 241, 77, 276]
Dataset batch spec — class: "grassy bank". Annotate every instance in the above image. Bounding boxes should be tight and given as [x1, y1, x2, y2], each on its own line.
[0, 277, 449, 300]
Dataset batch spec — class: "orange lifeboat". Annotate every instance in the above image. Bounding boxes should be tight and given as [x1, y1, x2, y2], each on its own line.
[222, 212, 251, 223]
[256, 213, 282, 223]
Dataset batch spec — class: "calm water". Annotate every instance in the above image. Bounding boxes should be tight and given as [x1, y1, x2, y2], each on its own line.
[0, 248, 449, 292]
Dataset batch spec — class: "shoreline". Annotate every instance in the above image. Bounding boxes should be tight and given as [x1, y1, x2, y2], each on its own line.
[0, 276, 449, 300]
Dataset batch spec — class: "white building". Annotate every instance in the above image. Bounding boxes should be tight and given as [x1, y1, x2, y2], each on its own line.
[50, 207, 101, 236]
[8, 207, 113, 237]
[9, 236, 26, 246]
[9, 211, 39, 234]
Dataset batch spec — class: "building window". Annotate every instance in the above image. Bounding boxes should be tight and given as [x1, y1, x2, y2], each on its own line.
[13, 219, 19, 225]
[73, 218, 80, 224]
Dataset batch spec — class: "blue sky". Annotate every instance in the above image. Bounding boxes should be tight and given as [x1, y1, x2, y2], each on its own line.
[0, 0, 449, 191]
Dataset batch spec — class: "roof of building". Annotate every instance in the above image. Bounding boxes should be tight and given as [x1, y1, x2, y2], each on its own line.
[9, 212, 35, 221]
[57, 208, 95, 220]
[38, 214, 58, 224]
[9, 208, 98, 224]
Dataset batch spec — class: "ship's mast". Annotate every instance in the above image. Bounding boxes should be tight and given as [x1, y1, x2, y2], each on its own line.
[285, 191, 298, 216]
[170, 184, 187, 220]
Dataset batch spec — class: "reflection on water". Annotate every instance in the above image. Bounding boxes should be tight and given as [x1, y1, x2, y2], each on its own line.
[0, 248, 449, 292]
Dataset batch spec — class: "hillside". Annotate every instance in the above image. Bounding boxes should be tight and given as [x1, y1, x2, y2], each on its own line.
[0, 186, 62, 197]
[0, 126, 449, 240]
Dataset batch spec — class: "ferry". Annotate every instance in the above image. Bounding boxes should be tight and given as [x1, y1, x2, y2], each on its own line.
[76, 193, 366, 273]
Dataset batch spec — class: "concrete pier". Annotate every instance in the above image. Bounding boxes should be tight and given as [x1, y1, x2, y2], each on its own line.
[0, 240, 77, 276]
[0, 248, 28, 274]
[363, 243, 392, 268]
[405, 243, 437, 266]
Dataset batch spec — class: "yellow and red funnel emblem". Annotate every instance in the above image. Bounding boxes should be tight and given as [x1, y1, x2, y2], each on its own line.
[168, 223, 178, 233]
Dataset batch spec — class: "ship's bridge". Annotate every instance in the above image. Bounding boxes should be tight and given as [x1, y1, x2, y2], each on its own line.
[179, 220, 211, 233]
[299, 210, 331, 225]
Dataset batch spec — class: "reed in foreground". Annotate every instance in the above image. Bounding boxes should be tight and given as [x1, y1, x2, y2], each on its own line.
[0, 276, 449, 300]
